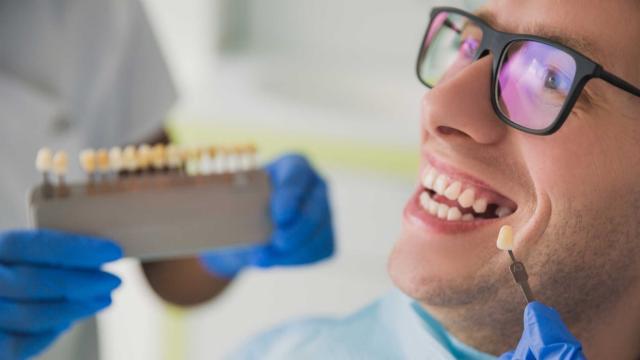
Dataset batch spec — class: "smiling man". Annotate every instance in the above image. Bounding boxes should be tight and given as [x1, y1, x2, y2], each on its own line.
[230, 0, 640, 359]
[391, 0, 640, 358]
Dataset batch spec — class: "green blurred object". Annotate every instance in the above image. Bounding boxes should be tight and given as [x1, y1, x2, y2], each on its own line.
[165, 118, 419, 179]
[163, 304, 187, 360]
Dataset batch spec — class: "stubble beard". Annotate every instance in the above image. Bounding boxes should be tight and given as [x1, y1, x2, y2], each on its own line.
[390, 198, 640, 355]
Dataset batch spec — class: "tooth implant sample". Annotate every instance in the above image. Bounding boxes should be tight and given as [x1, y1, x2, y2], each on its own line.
[52, 151, 69, 178]
[496, 225, 514, 251]
[36, 147, 53, 174]
[166, 144, 182, 170]
[79, 149, 97, 176]
[36, 147, 54, 197]
[52, 150, 69, 196]
[109, 147, 124, 173]
[96, 149, 110, 174]
[151, 144, 166, 170]
[122, 145, 138, 172]
[137, 144, 152, 171]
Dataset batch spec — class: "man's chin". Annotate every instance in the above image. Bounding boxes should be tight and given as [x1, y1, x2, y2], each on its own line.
[387, 230, 505, 307]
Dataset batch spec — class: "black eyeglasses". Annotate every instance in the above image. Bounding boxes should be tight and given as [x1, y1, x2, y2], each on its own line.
[416, 7, 640, 135]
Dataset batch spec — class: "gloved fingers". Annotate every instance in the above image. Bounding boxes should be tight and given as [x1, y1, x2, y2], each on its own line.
[266, 154, 321, 226]
[257, 217, 334, 267]
[199, 245, 265, 279]
[537, 344, 586, 359]
[0, 230, 122, 269]
[272, 180, 331, 251]
[0, 265, 121, 301]
[0, 326, 68, 360]
[0, 297, 111, 334]
[524, 302, 581, 346]
[522, 302, 585, 360]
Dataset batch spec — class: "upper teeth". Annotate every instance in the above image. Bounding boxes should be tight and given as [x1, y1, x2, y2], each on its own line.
[422, 166, 488, 212]
[420, 165, 515, 220]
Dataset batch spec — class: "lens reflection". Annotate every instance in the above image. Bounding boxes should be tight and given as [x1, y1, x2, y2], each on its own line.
[496, 40, 577, 130]
[418, 12, 483, 87]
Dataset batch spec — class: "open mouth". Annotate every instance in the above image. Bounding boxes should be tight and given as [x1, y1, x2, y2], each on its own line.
[418, 163, 518, 222]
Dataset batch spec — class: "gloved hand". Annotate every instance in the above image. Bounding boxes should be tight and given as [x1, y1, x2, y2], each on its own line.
[200, 154, 335, 278]
[0, 229, 122, 359]
[499, 302, 586, 360]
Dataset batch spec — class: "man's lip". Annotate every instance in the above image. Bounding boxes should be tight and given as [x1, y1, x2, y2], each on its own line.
[422, 152, 518, 210]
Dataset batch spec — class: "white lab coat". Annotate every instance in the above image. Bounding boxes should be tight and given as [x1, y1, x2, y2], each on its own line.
[0, 0, 176, 358]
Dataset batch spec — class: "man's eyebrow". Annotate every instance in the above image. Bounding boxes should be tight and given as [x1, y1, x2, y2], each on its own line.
[473, 9, 601, 60]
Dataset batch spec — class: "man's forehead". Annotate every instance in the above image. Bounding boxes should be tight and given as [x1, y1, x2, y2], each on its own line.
[473, 7, 601, 61]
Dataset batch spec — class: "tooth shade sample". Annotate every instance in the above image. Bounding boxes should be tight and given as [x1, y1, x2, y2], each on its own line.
[36, 147, 53, 172]
[444, 181, 462, 200]
[166, 145, 182, 169]
[458, 188, 475, 208]
[151, 144, 167, 169]
[52, 151, 69, 176]
[96, 149, 110, 172]
[186, 159, 200, 176]
[473, 198, 488, 213]
[136, 144, 152, 170]
[207, 145, 217, 157]
[200, 153, 213, 175]
[496, 206, 514, 218]
[433, 175, 448, 194]
[79, 149, 97, 173]
[186, 147, 200, 160]
[122, 146, 138, 172]
[496, 225, 514, 251]
[109, 147, 124, 172]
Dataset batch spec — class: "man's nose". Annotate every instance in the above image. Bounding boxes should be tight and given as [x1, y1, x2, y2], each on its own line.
[421, 56, 508, 145]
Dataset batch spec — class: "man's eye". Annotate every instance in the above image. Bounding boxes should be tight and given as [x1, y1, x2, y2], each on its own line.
[542, 68, 572, 93]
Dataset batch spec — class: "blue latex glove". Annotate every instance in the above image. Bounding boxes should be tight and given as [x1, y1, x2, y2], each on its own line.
[0, 229, 122, 359]
[200, 154, 335, 278]
[499, 302, 586, 360]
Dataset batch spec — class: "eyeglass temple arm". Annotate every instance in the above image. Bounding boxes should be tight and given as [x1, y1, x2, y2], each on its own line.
[597, 68, 640, 97]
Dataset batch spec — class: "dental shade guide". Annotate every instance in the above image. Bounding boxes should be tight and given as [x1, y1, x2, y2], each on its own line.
[497, 225, 536, 304]
[28, 143, 271, 261]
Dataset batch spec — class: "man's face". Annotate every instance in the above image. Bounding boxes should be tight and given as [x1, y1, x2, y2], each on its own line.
[389, 0, 639, 352]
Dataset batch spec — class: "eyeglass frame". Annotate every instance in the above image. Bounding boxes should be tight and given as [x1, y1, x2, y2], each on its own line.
[416, 6, 640, 136]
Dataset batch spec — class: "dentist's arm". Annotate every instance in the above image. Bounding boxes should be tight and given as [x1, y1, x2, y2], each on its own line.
[499, 301, 586, 360]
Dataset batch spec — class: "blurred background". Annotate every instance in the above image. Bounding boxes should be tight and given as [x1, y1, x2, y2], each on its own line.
[91, 0, 473, 359]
